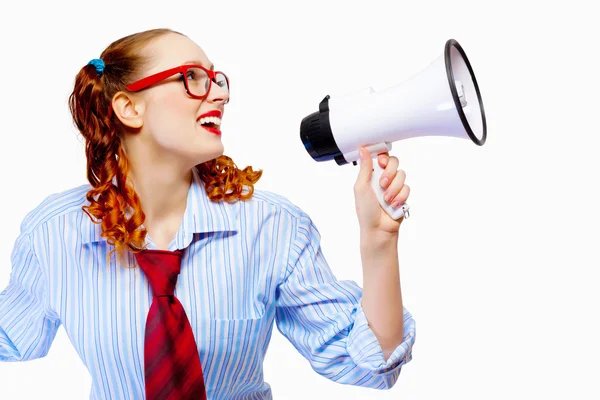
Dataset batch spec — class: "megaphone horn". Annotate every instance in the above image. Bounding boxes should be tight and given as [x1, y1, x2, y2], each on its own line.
[300, 38, 487, 220]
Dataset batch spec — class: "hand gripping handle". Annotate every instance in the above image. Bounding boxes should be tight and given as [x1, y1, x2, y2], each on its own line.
[370, 157, 410, 220]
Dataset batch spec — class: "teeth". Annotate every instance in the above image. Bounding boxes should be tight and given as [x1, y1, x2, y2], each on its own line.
[198, 116, 221, 126]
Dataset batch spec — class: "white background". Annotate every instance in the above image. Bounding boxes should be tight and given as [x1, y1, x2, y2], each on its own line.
[1, 0, 599, 399]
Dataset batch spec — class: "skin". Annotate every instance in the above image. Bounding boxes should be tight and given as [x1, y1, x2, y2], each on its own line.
[111, 33, 228, 249]
[355, 150, 410, 361]
[112, 32, 410, 361]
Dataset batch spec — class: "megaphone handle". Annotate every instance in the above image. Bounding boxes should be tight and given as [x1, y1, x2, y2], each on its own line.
[370, 157, 410, 220]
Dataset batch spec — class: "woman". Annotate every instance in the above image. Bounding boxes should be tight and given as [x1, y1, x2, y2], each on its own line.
[0, 28, 415, 399]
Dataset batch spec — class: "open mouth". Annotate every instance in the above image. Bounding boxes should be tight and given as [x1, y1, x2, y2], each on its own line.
[197, 116, 222, 135]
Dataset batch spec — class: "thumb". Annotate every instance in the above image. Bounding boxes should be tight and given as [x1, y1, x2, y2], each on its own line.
[356, 148, 373, 186]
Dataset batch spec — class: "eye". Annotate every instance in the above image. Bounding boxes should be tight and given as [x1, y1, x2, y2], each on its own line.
[186, 70, 197, 80]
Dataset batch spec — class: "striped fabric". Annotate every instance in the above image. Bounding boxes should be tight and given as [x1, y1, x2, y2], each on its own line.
[0, 167, 416, 399]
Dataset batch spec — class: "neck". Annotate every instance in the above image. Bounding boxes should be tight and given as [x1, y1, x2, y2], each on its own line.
[125, 157, 192, 227]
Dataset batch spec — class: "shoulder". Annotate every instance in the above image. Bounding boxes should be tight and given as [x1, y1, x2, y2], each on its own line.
[19, 183, 91, 235]
[243, 188, 308, 221]
[238, 188, 321, 238]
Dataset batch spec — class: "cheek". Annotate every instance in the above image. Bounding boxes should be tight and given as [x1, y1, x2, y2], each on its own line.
[145, 94, 196, 140]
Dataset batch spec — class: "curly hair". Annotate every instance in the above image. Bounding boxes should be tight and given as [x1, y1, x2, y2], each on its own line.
[68, 28, 262, 263]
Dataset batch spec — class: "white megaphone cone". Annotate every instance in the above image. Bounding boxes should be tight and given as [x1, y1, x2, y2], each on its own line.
[300, 39, 487, 220]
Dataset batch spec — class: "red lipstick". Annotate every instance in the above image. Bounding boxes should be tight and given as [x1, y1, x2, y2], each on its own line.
[197, 110, 222, 136]
[197, 110, 222, 121]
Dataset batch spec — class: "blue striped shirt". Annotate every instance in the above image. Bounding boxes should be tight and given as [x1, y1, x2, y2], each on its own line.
[0, 167, 416, 399]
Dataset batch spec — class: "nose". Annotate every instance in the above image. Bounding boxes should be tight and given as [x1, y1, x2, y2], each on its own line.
[206, 80, 229, 104]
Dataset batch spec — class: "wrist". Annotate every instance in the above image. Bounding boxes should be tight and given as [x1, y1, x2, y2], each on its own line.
[360, 229, 399, 250]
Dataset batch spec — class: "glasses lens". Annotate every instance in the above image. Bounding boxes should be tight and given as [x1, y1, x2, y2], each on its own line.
[215, 72, 229, 93]
[185, 67, 210, 97]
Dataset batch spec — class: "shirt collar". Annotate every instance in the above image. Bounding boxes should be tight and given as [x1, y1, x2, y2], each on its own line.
[81, 167, 240, 246]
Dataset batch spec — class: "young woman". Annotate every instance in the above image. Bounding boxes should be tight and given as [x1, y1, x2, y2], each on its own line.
[0, 28, 415, 399]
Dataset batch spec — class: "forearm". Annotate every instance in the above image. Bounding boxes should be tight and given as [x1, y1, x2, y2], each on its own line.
[360, 229, 404, 361]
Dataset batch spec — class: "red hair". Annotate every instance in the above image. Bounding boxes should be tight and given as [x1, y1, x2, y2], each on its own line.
[68, 28, 262, 260]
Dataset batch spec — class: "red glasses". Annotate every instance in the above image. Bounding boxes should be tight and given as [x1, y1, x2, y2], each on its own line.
[125, 64, 229, 102]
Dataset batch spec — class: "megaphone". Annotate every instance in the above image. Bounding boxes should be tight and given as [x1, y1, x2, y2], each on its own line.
[300, 39, 487, 220]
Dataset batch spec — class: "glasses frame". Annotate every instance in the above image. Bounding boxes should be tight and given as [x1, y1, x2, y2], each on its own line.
[125, 64, 229, 100]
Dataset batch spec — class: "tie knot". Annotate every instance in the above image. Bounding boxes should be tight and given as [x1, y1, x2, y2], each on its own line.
[135, 249, 183, 297]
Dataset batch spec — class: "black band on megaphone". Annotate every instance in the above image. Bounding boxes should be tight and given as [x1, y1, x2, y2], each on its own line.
[300, 95, 344, 163]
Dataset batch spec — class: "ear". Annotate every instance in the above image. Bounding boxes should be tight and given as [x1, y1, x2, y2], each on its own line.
[111, 91, 145, 129]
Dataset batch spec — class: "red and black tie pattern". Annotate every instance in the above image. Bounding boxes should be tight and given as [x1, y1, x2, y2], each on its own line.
[134, 249, 207, 400]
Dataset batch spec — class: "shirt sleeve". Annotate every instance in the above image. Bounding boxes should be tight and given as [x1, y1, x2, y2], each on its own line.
[0, 231, 61, 362]
[275, 212, 416, 389]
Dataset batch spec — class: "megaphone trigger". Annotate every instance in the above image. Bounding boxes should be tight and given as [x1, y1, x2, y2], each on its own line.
[345, 142, 393, 165]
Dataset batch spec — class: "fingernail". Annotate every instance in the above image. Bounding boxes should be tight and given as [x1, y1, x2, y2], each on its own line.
[380, 177, 389, 187]
[360, 149, 367, 159]
[384, 192, 391, 202]
[380, 156, 388, 167]
[392, 200, 400, 208]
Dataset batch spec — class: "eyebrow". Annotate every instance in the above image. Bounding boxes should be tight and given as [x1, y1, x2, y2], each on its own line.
[184, 60, 214, 70]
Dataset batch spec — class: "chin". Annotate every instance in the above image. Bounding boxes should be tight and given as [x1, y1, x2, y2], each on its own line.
[196, 146, 225, 164]
[212, 143, 225, 158]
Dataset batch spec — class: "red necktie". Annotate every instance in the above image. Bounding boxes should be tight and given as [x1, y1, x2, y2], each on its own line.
[135, 249, 207, 400]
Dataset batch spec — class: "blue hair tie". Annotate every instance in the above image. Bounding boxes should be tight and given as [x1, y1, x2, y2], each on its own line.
[88, 58, 105, 77]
